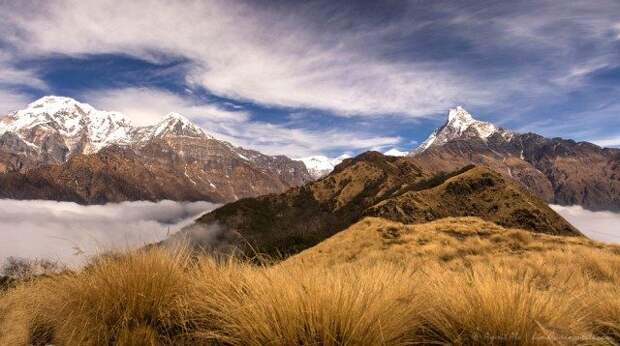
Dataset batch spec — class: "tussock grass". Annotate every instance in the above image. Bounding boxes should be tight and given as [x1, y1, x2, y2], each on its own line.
[1, 217, 619, 345]
[187, 260, 424, 345]
[0, 248, 193, 345]
[420, 268, 591, 345]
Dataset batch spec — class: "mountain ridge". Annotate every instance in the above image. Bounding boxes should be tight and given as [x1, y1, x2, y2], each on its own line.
[410, 107, 620, 211]
[0, 96, 312, 203]
[173, 152, 580, 257]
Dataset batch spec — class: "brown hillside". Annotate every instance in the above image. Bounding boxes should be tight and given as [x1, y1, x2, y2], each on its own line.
[289, 217, 604, 267]
[181, 152, 580, 257]
[2, 218, 618, 345]
[0, 144, 307, 204]
[0, 146, 211, 203]
[367, 166, 578, 236]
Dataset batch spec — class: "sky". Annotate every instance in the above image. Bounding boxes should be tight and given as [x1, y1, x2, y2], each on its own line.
[1, 0, 620, 158]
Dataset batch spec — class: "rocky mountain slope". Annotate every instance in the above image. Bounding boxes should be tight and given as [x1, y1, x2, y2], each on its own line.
[174, 152, 580, 257]
[0, 96, 311, 203]
[410, 107, 620, 211]
[0, 146, 288, 203]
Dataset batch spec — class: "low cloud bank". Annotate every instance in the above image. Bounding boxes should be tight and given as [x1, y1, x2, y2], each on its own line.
[551, 205, 620, 243]
[0, 199, 218, 267]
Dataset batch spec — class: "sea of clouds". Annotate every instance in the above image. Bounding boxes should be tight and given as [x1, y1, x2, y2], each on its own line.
[551, 205, 620, 243]
[0, 199, 218, 268]
[0, 200, 617, 269]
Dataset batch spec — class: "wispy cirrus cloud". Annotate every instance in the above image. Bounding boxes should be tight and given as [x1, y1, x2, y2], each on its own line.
[0, 89, 31, 115]
[82, 87, 249, 127]
[0, 0, 493, 118]
[83, 87, 401, 157]
[211, 120, 401, 157]
[0, 52, 48, 114]
[1, 0, 620, 152]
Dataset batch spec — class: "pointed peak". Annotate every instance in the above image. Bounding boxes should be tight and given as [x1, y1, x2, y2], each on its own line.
[447, 106, 474, 122]
[151, 112, 206, 138]
[410, 107, 511, 155]
[24, 95, 97, 116]
[30, 95, 80, 106]
[28, 95, 93, 109]
[163, 112, 191, 122]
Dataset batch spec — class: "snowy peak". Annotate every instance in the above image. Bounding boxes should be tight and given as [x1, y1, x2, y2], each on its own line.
[447, 106, 475, 130]
[0, 96, 134, 153]
[3, 96, 91, 137]
[163, 112, 193, 123]
[150, 112, 207, 138]
[412, 107, 511, 154]
[0, 96, 213, 155]
[26, 95, 94, 114]
[300, 154, 351, 179]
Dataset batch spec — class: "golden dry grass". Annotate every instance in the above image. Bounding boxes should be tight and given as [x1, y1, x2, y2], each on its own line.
[1, 217, 619, 345]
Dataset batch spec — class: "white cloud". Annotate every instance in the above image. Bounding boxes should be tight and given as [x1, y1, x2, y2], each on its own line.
[592, 136, 620, 148]
[209, 120, 400, 157]
[551, 204, 620, 244]
[1, 0, 491, 118]
[0, 89, 31, 115]
[383, 148, 409, 156]
[0, 53, 48, 115]
[437, 0, 620, 103]
[0, 199, 218, 267]
[0, 67, 46, 91]
[83, 87, 249, 127]
[83, 87, 401, 157]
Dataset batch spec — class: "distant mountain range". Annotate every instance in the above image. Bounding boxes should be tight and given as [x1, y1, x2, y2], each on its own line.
[409, 107, 620, 211]
[1, 97, 617, 211]
[0, 96, 311, 203]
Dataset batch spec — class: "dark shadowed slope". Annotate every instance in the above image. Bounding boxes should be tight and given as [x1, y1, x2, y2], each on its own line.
[176, 152, 580, 257]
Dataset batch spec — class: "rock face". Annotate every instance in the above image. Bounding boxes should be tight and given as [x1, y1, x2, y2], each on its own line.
[174, 152, 580, 257]
[0, 96, 311, 203]
[410, 107, 620, 211]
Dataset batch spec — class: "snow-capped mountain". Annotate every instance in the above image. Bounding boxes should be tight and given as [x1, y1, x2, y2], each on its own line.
[383, 148, 408, 157]
[412, 106, 512, 154]
[144, 112, 210, 139]
[302, 150, 407, 178]
[0, 96, 134, 156]
[408, 106, 620, 212]
[299, 154, 351, 179]
[0, 96, 312, 203]
[0, 96, 220, 158]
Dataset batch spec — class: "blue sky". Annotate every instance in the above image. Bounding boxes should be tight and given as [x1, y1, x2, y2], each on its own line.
[1, 0, 619, 158]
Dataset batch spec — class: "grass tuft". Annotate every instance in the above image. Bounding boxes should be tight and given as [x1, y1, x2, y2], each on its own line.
[1, 217, 619, 345]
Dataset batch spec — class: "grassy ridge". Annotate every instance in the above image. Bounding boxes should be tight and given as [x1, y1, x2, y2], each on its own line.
[1, 217, 619, 345]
